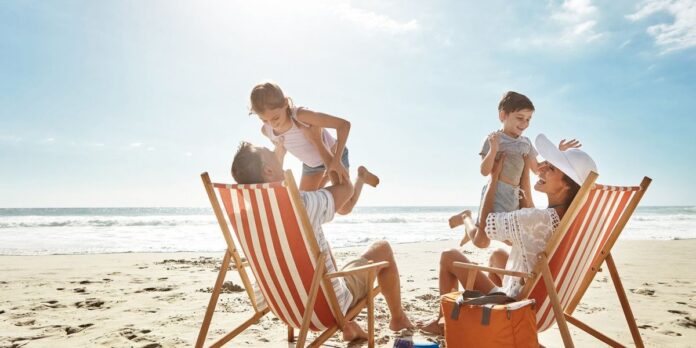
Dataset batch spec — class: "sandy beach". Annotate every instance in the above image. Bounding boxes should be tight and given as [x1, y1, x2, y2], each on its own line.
[1, 239, 695, 347]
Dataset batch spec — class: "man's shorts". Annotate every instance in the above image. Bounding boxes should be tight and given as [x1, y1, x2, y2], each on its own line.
[341, 256, 371, 308]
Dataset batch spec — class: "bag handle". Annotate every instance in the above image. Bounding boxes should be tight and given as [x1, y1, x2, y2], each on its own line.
[449, 292, 516, 320]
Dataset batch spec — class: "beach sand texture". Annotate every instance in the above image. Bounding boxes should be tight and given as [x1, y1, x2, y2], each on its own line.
[1, 239, 695, 347]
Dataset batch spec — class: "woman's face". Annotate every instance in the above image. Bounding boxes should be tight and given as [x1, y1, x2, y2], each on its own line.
[534, 161, 568, 194]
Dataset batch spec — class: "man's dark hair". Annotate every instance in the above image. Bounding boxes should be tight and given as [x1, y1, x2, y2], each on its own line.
[498, 91, 535, 114]
[231, 142, 264, 184]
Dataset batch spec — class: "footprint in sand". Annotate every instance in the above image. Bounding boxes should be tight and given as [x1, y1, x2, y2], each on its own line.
[629, 288, 655, 296]
[660, 329, 682, 336]
[65, 323, 94, 335]
[676, 317, 696, 329]
[114, 327, 161, 346]
[74, 287, 87, 293]
[668, 309, 689, 315]
[34, 300, 66, 310]
[14, 319, 36, 326]
[74, 298, 106, 310]
[135, 286, 175, 293]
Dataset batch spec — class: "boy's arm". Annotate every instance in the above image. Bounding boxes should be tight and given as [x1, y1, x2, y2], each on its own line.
[480, 132, 500, 176]
[296, 109, 350, 183]
[526, 155, 540, 175]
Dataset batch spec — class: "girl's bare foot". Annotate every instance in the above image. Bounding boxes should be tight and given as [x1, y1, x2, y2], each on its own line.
[448, 210, 471, 229]
[342, 320, 367, 342]
[357, 166, 380, 187]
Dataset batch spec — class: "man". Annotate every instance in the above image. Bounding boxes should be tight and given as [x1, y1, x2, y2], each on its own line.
[231, 141, 413, 341]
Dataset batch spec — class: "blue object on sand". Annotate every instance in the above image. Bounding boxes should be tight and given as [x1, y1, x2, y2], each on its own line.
[393, 338, 439, 348]
[413, 342, 439, 348]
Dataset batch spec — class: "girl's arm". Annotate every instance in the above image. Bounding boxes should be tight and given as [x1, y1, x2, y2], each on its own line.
[471, 154, 506, 248]
[480, 132, 500, 176]
[296, 109, 351, 183]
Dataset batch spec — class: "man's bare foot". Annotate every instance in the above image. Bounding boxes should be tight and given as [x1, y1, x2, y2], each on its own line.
[389, 310, 415, 332]
[358, 166, 380, 187]
[342, 320, 367, 342]
[448, 210, 471, 229]
[417, 317, 444, 336]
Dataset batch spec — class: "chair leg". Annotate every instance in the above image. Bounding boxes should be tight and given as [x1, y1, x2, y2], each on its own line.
[297, 253, 327, 347]
[308, 326, 339, 348]
[565, 314, 624, 347]
[288, 325, 295, 342]
[196, 251, 232, 348]
[539, 253, 574, 348]
[606, 253, 645, 348]
[367, 270, 376, 348]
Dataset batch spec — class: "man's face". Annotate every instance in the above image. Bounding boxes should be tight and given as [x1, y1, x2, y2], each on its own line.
[256, 146, 284, 182]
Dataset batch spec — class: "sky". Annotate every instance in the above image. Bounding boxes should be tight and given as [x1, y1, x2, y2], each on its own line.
[1, 0, 695, 207]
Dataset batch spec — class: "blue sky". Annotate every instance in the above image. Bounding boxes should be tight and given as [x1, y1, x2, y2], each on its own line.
[1, 0, 695, 207]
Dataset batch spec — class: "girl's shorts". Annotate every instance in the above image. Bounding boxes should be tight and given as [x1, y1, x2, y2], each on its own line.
[302, 148, 350, 176]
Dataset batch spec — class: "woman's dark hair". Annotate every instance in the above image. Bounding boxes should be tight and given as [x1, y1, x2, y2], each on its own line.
[562, 174, 581, 205]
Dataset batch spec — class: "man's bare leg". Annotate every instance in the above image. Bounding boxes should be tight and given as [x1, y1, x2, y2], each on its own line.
[337, 166, 379, 215]
[418, 249, 496, 335]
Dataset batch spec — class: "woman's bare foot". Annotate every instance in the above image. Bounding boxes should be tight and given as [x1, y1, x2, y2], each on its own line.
[417, 317, 444, 336]
[389, 310, 415, 332]
[448, 210, 471, 229]
[358, 166, 380, 187]
[342, 320, 367, 342]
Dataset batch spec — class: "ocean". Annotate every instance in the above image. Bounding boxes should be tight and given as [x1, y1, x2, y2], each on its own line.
[0, 206, 694, 255]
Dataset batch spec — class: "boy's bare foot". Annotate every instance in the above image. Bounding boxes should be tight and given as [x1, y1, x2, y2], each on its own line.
[342, 320, 367, 342]
[459, 234, 471, 246]
[448, 210, 471, 229]
[389, 310, 415, 332]
[357, 166, 380, 187]
[417, 317, 444, 336]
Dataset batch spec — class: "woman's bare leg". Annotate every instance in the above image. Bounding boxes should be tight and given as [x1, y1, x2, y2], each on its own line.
[298, 172, 325, 191]
[488, 249, 508, 286]
[419, 249, 496, 335]
[337, 166, 379, 215]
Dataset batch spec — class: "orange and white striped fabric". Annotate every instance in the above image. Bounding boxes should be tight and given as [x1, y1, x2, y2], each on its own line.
[213, 181, 337, 331]
[529, 184, 641, 331]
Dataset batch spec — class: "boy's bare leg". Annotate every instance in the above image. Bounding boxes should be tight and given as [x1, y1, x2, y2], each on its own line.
[337, 166, 379, 215]
[448, 210, 473, 246]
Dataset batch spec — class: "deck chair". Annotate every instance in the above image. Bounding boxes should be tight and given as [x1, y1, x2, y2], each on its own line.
[455, 172, 651, 348]
[195, 170, 387, 348]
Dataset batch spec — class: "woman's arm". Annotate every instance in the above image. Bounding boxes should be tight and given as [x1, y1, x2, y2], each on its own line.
[519, 156, 534, 208]
[471, 154, 506, 248]
[296, 109, 351, 183]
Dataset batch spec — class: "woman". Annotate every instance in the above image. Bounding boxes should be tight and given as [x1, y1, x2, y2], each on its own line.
[420, 134, 597, 334]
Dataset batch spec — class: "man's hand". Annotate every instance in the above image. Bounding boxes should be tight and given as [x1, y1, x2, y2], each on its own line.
[558, 138, 581, 151]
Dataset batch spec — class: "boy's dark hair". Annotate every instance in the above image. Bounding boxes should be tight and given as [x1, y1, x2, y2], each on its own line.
[231, 142, 264, 184]
[498, 91, 535, 113]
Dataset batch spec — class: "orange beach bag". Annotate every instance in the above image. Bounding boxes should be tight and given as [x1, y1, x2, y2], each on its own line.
[441, 291, 539, 348]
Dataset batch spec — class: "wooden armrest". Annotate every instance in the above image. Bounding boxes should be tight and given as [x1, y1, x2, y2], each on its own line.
[325, 261, 389, 279]
[452, 261, 533, 279]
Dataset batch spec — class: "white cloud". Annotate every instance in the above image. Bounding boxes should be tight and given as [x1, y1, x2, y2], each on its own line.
[184, 151, 192, 157]
[147, 146, 156, 152]
[129, 142, 142, 148]
[334, 1, 419, 34]
[41, 137, 55, 144]
[549, 0, 604, 45]
[627, 0, 696, 53]
[0, 135, 22, 144]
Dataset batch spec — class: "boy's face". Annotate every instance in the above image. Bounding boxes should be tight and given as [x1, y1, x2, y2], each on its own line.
[499, 108, 533, 138]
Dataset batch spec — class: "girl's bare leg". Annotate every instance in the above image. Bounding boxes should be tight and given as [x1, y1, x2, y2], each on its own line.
[337, 166, 379, 215]
[298, 172, 325, 191]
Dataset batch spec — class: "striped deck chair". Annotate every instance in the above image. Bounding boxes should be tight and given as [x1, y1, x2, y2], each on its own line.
[455, 172, 651, 348]
[195, 170, 387, 348]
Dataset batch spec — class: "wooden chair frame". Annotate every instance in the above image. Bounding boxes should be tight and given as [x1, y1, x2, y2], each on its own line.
[195, 170, 386, 348]
[454, 172, 651, 348]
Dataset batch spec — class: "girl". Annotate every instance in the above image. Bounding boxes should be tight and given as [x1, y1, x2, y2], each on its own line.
[249, 82, 378, 215]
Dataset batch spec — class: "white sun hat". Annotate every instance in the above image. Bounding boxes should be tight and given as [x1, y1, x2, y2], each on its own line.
[535, 134, 598, 185]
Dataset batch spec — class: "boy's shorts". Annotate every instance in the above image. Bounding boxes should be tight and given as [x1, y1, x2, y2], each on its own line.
[476, 181, 522, 223]
[341, 256, 370, 308]
[302, 148, 350, 176]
